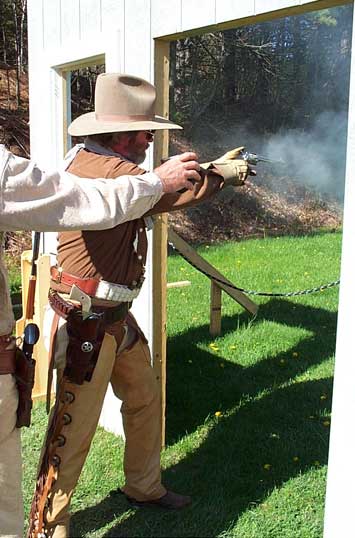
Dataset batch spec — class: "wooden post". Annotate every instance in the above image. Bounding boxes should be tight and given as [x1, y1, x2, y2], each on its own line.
[168, 228, 258, 315]
[153, 38, 170, 447]
[210, 281, 222, 336]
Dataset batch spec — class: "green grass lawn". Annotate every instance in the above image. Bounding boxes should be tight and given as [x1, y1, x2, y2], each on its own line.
[21, 230, 341, 537]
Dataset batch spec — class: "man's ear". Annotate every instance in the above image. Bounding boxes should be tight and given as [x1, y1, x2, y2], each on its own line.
[110, 133, 130, 152]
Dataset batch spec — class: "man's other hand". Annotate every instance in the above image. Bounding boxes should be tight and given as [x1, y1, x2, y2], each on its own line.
[154, 152, 201, 193]
[202, 146, 256, 187]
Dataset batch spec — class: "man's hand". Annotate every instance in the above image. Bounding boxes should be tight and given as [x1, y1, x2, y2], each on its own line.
[154, 152, 201, 193]
[202, 146, 256, 187]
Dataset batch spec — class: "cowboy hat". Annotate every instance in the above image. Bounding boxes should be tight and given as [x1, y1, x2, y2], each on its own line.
[68, 73, 182, 136]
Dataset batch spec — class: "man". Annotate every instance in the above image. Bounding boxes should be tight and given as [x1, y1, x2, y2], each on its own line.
[0, 144, 202, 538]
[28, 73, 251, 538]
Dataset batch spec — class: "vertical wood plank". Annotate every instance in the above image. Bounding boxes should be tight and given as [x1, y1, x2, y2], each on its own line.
[151, 0, 182, 38]
[43, 0, 61, 49]
[79, 0, 102, 38]
[210, 281, 222, 336]
[60, 0, 80, 43]
[15, 251, 31, 339]
[62, 70, 71, 154]
[27, 0, 44, 53]
[153, 39, 170, 447]
[124, 0, 151, 77]
[101, 0, 124, 32]
[32, 254, 51, 398]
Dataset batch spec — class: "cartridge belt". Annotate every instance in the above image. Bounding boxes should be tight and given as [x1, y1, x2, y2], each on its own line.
[48, 289, 130, 325]
[0, 334, 16, 374]
[50, 266, 142, 302]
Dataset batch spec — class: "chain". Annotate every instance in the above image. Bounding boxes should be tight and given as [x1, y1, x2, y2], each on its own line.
[168, 240, 340, 298]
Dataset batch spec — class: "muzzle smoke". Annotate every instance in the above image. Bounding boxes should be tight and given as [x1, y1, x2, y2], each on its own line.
[260, 111, 348, 201]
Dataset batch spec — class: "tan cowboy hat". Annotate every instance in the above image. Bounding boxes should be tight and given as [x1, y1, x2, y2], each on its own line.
[68, 72, 182, 136]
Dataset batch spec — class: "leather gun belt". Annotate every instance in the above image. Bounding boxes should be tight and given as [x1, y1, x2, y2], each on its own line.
[48, 289, 130, 325]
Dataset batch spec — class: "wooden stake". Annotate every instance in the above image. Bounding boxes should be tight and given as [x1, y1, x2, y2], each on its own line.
[210, 281, 222, 336]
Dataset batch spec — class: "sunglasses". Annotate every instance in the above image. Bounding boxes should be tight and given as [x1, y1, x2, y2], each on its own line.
[143, 130, 156, 141]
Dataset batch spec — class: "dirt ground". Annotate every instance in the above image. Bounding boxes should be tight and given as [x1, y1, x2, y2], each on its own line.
[168, 133, 342, 244]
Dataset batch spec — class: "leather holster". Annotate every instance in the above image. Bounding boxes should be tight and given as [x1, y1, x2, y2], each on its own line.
[0, 335, 36, 428]
[15, 347, 36, 428]
[64, 311, 105, 385]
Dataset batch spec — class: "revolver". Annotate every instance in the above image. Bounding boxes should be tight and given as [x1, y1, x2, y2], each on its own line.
[240, 149, 285, 166]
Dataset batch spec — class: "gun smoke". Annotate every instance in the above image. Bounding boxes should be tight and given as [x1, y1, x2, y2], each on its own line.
[261, 110, 348, 202]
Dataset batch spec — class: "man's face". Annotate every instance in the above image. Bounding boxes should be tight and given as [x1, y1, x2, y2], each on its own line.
[112, 131, 155, 164]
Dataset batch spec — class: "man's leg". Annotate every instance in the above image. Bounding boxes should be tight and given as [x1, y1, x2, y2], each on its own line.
[110, 333, 166, 502]
[30, 332, 117, 537]
[0, 375, 23, 538]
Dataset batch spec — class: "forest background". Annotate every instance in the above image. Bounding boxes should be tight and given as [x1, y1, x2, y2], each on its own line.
[0, 1, 352, 248]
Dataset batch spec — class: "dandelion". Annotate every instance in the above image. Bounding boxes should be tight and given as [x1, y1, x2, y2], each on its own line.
[263, 464, 272, 471]
[293, 456, 299, 462]
[292, 352, 298, 358]
[323, 420, 331, 427]
[320, 394, 327, 400]
[215, 411, 222, 417]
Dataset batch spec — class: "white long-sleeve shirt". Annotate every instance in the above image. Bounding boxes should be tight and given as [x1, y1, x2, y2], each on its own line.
[0, 145, 163, 232]
[0, 146, 163, 334]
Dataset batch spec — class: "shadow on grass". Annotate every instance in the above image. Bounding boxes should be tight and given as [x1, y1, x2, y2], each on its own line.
[165, 298, 337, 441]
[70, 298, 336, 537]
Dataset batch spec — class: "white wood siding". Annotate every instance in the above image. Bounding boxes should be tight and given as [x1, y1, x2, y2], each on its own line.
[79, 0, 102, 38]
[151, 0, 182, 37]
[255, 0, 302, 13]
[181, 0, 216, 31]
[43, 0, 61, 50]
[216, 0, 255, 23]
[61, 0, 81, 44]
[124, 0, 152, 77]
[101, 0, 124, 33]
[324, 7, 355, 536]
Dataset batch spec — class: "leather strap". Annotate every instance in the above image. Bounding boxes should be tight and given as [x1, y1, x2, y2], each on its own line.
[0, 335, 16, 375]
[46, 313, 60, 413]
[92, 303, 130, 324]
[50, 266, 99, 296]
